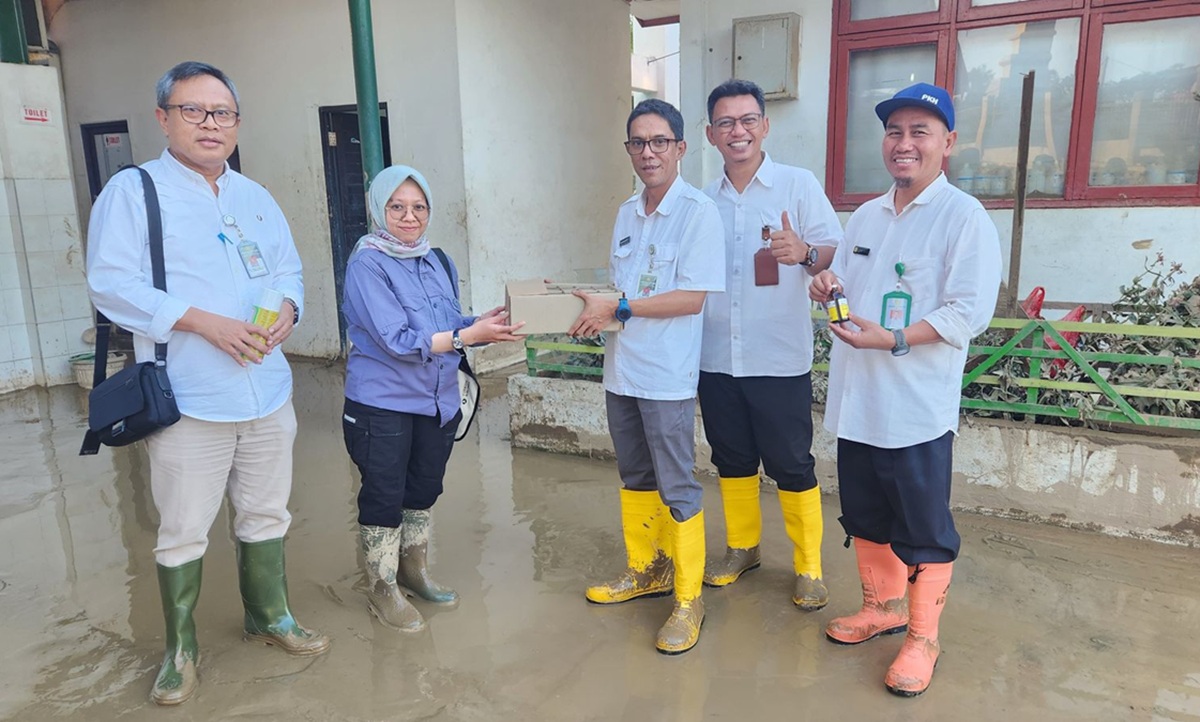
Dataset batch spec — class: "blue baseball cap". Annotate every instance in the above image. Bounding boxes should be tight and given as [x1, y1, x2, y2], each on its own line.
[874, 82, 955, 131]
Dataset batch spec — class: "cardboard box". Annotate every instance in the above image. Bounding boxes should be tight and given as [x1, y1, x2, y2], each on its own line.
[505, 279, 623, 335]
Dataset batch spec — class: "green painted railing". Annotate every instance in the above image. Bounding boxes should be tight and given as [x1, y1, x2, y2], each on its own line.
[524, 317, 1200, 431]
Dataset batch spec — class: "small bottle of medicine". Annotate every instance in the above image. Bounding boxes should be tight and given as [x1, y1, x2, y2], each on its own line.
[826, 286, 850, 324]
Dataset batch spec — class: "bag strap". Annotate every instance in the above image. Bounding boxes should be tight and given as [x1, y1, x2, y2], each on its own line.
[91, 165, 168, 384]
[430, 247, 458, 300]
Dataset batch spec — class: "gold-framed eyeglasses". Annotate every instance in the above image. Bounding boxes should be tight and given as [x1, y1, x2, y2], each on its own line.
[163, 104, 241, 128]
[713, 113, 763, 133]
[386, 203, 430, 219]
[624, 137, 679, 155]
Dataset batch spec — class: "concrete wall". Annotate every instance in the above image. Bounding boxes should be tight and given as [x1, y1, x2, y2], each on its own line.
[680, 0, 1200, 306]
[0, 63, 90, 393]
[509, 375, 1200, 545]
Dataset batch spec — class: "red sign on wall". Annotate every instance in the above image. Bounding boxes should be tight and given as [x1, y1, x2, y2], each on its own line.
[22, 106, 51, 124]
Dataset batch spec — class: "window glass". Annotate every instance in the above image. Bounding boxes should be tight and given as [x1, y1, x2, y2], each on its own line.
[971, 0, 1043, 7]
[950, 19, 1081, 198]
[845, 45, 938, 193]
[850, 0, 939, 22]
[1091, 16, 1200, 187]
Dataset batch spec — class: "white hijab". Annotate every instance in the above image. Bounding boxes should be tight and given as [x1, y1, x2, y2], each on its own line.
[351, 164, 433, 260]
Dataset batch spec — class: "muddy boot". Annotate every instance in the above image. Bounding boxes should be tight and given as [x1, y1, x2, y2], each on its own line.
[151, 558, 202, 706]
[398, 508, 459, 607]
[362, 524, 426, 632]
[656, 510, 705, 655]
[704, 475, 762, 588]
[779, 487, 828, 610]
[586, 489, 674, 604]
[237, 538, 331, 656]
[885, 562, 952, 697]
[825, 538, 909, 645]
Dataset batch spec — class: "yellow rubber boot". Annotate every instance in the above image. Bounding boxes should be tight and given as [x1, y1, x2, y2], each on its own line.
[656, 510, 705, 655]
[585, 489, 673, 604]
[703, 475, 762, 588]
[885, 562, 953, 697]
[779, 487, 828, 610]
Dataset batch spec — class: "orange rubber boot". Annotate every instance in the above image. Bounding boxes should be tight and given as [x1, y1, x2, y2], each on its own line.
[885, 562, 952, 697]
[825, 538, 908, 645]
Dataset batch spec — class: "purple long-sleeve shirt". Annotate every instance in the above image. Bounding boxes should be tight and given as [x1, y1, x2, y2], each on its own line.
[343, 248, 475, 424]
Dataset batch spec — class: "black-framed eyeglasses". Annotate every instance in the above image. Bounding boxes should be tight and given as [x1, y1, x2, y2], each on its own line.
[712, 113, 763, 133]
[624, 137, 679, 155]
[163, 104, 241, 128]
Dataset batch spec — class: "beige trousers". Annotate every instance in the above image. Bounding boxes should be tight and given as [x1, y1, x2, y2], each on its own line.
[146, 399, 296, 567]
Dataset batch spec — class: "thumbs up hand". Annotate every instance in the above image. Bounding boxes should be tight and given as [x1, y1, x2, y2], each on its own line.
[769, 210, 812, 266]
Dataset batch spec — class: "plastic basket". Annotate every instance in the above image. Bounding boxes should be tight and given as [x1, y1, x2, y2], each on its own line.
[69, 352, 128, 389]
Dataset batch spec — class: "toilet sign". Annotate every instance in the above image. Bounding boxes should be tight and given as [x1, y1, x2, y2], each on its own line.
[21, 106, 51, 125]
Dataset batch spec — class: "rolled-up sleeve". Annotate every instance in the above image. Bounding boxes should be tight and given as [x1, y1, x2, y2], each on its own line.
[86, 180, 190, 343]
[923, 207, 1002, 349]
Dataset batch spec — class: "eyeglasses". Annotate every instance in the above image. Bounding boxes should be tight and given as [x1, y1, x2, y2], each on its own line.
[163, 104, 241, 128]
[386, 203, 430, 219]
[624, 137, 679, 155]
[712, 113, 763, 133]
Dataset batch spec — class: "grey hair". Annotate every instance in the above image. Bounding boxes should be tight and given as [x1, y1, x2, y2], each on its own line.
[155, 61, 240, 110]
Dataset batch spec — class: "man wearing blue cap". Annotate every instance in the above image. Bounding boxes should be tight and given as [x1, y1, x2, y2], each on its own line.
[809, 82, 1001, 697]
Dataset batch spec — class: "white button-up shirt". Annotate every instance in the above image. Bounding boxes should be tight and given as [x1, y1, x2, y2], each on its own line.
[604, 176, 726, 401]
[824, 173, 1002, 448]
[86, 150, 304, 422]
[701, 154, 844, 377]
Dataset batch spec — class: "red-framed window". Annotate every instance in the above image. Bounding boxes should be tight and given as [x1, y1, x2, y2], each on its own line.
[827, 0, 1200, 210]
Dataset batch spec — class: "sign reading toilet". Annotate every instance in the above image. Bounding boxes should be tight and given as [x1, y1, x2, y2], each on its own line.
[21, 106, 51, 125]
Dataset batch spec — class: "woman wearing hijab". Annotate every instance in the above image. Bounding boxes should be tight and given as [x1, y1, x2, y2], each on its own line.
[342, 165, 523, 631]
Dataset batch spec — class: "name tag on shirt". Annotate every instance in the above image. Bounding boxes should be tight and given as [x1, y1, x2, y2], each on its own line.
[619, 236, 632, 247]
[238, 240, 270, 278]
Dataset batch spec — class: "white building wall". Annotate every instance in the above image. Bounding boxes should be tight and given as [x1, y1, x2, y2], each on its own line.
[0, 63, 90, 393]
[681, 0, 1200, 306]
[454, 0, 632, 319]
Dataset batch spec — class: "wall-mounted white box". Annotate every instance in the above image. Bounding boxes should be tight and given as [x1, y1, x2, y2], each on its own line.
[732, 13, 801, 102]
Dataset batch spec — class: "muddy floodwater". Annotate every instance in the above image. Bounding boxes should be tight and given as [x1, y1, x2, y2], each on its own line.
[2, 360, 1199, 721]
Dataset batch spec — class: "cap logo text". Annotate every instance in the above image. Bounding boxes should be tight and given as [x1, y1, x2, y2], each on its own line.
[921, 94, 939, 105]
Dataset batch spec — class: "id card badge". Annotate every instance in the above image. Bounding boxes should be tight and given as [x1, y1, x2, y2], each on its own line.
[881, 290, 912, 330]
[637, 274, 658, 298]
[237, 240, 269, 278]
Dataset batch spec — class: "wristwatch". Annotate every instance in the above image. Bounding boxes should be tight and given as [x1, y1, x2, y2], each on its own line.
[452, 329, 465, 351]
[283, 297, 299, 325]
[615, 297, 633, 323]
[890, 328, 910, 357]
[800, 245, 819, 267]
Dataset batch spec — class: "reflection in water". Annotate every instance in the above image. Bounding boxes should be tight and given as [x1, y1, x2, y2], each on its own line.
[2, 361, 1200, 720]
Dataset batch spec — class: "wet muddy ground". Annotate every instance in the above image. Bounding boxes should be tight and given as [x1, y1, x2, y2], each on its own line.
[2, 360, 1199, 721]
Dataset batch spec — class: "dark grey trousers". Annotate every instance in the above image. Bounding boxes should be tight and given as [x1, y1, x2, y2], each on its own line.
[605, 391, 702, 522]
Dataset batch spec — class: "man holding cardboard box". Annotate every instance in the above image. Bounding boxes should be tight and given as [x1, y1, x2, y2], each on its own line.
[569, 99, 724, 655]
[698, 80, 844, 611]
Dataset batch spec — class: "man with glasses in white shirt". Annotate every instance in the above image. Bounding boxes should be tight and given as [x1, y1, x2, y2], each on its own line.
[810, 82, 1001, 698]
[87, 61, 328, 706]
[570, 99, 725, 655]
[697, 79, 844, 612]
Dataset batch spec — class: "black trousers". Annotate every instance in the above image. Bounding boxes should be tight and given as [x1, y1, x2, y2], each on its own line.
[697, 371, 818, 493]
[836, 431, 960, 565]
[342, 398, 459, 528]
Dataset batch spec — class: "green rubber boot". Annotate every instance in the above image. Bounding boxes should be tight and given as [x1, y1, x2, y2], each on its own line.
[151, 558, 202, 706]
[237, 538, 331, 657]
[398, 508, 460, 607]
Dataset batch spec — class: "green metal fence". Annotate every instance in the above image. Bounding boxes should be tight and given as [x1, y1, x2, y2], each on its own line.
[524, 316, 1200, 432]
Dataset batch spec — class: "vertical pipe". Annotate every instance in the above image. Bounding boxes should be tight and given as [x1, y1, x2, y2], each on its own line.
[1007, 70, 1035, 316]
[348, 0, 384, 185]
[0, 0, 30, 65]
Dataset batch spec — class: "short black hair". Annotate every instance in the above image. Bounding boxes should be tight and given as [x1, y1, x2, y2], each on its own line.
[156, 61, 240, 111]
[627, 98, 684, 142]
[707, 79, 766, 121]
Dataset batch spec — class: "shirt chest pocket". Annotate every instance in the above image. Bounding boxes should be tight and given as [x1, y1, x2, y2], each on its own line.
[647, 244, 680, 293]
[899, 256, 943, 318]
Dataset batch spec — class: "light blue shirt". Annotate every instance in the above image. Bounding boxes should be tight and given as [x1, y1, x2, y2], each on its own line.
[86, 150, 304, 422]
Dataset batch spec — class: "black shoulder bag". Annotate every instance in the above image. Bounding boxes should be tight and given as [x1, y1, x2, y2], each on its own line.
[80, 166, 182, 455]
[430, 247, 480, 442]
